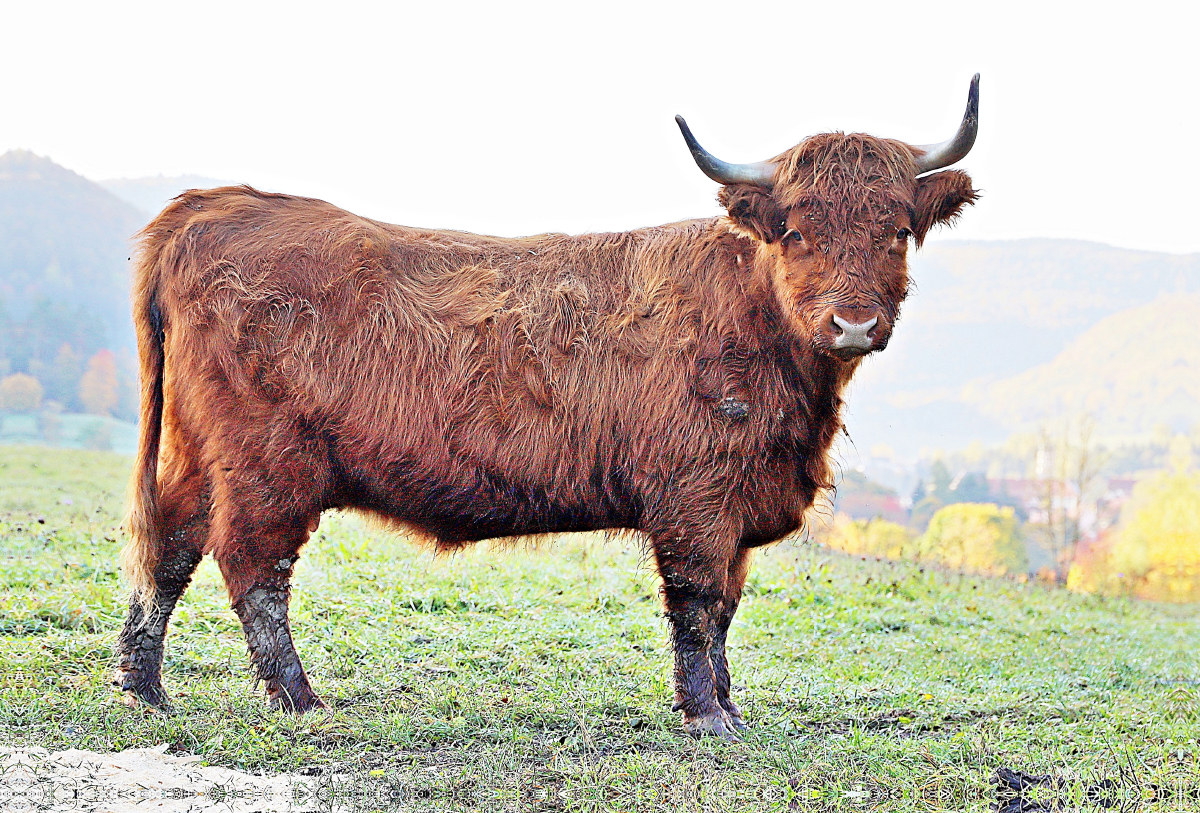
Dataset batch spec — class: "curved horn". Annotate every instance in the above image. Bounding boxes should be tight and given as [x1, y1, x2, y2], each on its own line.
[675, 115, 777, 186]
[912, 74, 980, 174]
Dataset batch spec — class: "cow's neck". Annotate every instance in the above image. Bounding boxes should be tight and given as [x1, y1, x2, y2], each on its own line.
[732, 232, 857, 447]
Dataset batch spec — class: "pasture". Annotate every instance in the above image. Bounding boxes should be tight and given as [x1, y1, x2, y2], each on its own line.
[0, 445, 1195, 810]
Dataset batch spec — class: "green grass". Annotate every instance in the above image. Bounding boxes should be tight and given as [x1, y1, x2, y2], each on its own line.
[0, 445, 1196, 810]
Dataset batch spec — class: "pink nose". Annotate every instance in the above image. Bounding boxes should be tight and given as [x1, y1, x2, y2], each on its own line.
[831, 313, 878, 352]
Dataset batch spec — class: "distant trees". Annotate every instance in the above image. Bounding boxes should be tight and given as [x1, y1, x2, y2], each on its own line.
[915, 503, 1027, 577]
[823, 502, 1027, 578]
[1069, 435, 1200, 603]
[41, 343, 82, 409]
[0, 373, 43, 412]
[1027, 417, 1107, 581]
[1, 298, 108, 377]
[825, 516, 911, 559]
[79, 349, 119, 416]
[0, 295, 137, 430]
[909, 460, 1023, 532]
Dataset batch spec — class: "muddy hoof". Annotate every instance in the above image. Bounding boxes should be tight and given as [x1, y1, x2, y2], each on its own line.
[113, 669, 171, 710]
[267, 687, 328, 714]
[682, 707, 742, 740]
[721, 700, 750, 731]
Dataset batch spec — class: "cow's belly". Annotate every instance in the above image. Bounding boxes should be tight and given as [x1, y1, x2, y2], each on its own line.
[332, 451, 638, 545]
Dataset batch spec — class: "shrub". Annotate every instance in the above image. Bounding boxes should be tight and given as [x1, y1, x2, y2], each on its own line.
[1071, 439, 1200, 603]
[0, 374, 44, 413]
[915, 503, 1026, 577]
[824, 515, 913, 560]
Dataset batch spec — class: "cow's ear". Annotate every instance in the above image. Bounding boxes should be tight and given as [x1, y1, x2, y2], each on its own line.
[718, 185, 786, 243]
[912, 170, 978, 246]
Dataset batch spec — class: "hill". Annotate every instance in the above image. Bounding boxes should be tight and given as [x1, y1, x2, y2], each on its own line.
[0, 150, 143, 351]
[844, 240, 1200, 458]
[969, 294, 1200, 439]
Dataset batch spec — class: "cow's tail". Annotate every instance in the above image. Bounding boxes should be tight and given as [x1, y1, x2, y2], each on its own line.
[122, 225, 171, 609]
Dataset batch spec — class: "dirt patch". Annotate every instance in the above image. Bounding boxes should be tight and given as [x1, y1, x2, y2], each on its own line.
[1, 746, 324, 812]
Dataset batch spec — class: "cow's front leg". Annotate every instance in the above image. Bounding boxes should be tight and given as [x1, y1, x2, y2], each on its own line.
[710, 548, 751, 730]
[653, 540, 742, 739]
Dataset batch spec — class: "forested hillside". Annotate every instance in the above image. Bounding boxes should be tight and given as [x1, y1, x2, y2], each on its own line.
[0, 150, 146, 422]
[973, 295, 1200, 439]
[0, 150, 142, 356]
[846, 239, 1200, 455]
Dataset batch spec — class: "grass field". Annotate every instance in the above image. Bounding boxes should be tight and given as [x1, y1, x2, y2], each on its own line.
[0, 445, 1196, 811]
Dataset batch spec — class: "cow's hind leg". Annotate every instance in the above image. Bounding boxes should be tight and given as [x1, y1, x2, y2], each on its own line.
[114, 470, 208, 708]
[212, 492, 325, 713]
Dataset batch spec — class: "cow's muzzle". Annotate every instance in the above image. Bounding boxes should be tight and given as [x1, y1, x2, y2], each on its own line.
[824, 309, 888, 359]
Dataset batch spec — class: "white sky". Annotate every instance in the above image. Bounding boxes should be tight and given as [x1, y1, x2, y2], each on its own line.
[2, 0, 1197, 253]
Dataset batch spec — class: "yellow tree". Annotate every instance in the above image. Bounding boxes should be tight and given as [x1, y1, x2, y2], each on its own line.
[825, 515, 913, 560]
[916, 503, 1027, 576]
[1105, 436, 1200, 602]
[0, 373, 44, 413]
[79, 350, 119, 416]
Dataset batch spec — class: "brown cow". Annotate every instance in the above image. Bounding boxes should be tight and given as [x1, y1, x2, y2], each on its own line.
[115, 77, 980, 737]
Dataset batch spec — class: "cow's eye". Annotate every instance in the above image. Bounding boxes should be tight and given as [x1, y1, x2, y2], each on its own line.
[782, 228, 804, 245]
[896, 227, 912, 241]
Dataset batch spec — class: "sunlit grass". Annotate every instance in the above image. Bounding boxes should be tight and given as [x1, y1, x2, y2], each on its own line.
[0, 444, 1195, 810]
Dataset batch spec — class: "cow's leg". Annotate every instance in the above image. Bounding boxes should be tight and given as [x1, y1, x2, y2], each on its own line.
[211, 495, 325, 713]
[113, 468, 209, 708]
[651, 534, 742, 739]
[710, 547, 751, 730]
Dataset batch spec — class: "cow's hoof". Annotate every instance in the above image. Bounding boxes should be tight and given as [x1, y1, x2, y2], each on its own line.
[720, 698, 750, 731]
[682, 707, 742, 740]
[267, 688, 328, 714]
[112, 669, 171, 710]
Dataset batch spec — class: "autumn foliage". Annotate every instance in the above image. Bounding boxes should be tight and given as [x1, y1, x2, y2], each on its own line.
[79, 350, 119, 416]
[1069, 437, 1200, 603]
[823, 503, 1026, 577]
[0, 373, 44, 413]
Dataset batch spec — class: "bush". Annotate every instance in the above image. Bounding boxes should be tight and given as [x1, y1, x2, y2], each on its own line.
[1070, 438, 1200, 603]
[824, 515, 913, 560]
[915, 503, 1027, 577]
[0, 374, 44, 413]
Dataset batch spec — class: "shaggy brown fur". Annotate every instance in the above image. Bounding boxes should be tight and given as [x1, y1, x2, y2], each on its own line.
[115, 131, 976, 736]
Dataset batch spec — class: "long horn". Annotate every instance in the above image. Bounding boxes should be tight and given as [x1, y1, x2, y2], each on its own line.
[913, 74, 980, 174]
[675, 115, 777, 186]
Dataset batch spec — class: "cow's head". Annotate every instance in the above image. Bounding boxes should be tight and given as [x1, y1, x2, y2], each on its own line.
[678, 75, 979, 361]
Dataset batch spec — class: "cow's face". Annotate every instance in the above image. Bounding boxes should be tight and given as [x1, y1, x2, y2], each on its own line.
[676, 75, 980, 361]
[720, 134, 977, 361]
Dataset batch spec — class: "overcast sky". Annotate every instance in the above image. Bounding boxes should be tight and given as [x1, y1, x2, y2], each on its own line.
[3, 1, 1196, 253]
